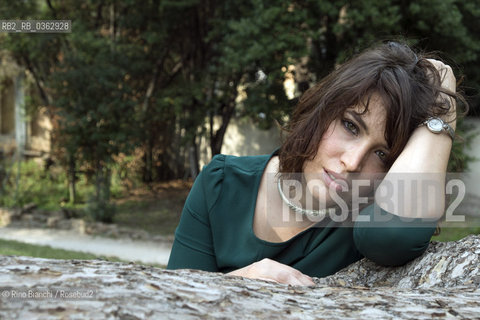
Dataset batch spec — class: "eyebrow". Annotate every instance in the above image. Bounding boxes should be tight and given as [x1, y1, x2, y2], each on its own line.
[346, 110, 368, 134]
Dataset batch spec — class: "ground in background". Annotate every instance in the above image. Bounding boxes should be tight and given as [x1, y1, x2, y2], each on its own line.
[113, 180, 192, 236]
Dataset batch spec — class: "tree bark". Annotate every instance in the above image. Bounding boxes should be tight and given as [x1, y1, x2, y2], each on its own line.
[143, 138, 153, 183]
[189, 135, 199, 180]
[1, 235, 479, 319]
[210, 101, 236, 156]
[68, 154, 76, 204]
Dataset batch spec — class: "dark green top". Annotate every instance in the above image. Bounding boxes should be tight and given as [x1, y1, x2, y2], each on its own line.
[167, 152, 436, 278]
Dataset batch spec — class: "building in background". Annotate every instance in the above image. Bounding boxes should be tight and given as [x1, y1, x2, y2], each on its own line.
[0, 52, 51, 160]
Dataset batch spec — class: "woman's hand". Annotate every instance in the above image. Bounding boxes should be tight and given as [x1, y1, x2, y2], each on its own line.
[426, 58, 457, 128]
[426, 58, 456, 93]
[227, 258, 315, 286]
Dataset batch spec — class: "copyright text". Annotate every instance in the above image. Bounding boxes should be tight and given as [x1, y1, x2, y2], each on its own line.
[1, 288, 96, 300]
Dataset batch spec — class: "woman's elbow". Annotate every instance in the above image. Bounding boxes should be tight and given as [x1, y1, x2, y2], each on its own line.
[353, 225, 435, 267]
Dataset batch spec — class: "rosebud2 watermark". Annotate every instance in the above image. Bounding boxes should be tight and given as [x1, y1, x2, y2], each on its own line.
[268, 172, 474, 227]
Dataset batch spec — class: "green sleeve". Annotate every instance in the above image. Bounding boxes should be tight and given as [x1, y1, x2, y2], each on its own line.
[166, 155, 225, 271]
[353, 203, 437, 267]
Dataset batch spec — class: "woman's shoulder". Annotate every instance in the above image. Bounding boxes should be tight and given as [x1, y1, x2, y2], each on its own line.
[197, 152, 274, 212]
[204, 152, 275, 174]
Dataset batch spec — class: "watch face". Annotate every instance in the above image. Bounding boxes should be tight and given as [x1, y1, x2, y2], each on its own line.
[427, 118, 443, 133]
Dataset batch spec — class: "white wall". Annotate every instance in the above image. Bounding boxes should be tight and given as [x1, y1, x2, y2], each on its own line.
[198, 116, 281, 168]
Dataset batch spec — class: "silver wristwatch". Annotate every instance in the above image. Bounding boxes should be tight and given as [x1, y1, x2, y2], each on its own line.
[420, 117, 455, 141]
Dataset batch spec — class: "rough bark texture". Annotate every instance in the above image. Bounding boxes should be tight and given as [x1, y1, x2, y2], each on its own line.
[1, 235, 479, 319]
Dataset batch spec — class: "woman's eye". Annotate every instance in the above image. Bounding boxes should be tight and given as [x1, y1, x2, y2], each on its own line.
[375, 150, 387, 162]
[342, 119, 358, 135]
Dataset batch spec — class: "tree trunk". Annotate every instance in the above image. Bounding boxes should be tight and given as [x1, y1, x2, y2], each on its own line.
[1, 235, 479, 318]
[143, 138, 153, 183]
[104, 166, 111, 201]
[95, 160, 103, 201]
[92, 160, 114, 223]
[68, 154, 76, 204]
[95, 162, 111, 203]
[210, 101, 236, 156]
[189, 135, 199, 180]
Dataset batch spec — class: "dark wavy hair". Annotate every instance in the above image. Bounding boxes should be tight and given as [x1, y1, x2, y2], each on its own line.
[279, 41, 466, 173]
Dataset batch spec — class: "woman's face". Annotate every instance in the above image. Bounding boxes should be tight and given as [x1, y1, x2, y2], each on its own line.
[303, 95, 389, 206]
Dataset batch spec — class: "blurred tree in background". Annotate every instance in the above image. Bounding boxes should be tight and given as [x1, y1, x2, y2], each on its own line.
[0, 0, 478, 220]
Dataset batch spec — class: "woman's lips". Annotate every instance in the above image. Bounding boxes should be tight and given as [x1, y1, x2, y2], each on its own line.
[323, 169, 348, 192]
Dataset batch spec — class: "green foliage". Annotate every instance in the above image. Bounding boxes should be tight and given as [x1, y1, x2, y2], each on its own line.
[0, 0, 479, 217]
[0, 160, 125, 216]
[0, 160, 74, 210]
[208, 0, 308, 128]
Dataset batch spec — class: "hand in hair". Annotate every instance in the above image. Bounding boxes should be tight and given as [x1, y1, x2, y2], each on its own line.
[426, 58, 457, 129]
[427, 59, 456, 93]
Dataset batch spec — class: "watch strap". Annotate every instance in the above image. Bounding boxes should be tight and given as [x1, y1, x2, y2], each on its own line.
[442, 122, 455, 141]
[420, 117, 455, 141]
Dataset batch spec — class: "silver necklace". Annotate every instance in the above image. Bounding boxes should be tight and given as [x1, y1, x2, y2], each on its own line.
[277, 178, 333, 217]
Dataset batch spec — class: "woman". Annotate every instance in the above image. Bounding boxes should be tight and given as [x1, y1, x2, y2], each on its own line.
[167, 42, 463, 286]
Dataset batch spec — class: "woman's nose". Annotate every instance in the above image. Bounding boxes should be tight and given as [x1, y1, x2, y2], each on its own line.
[340, 145, 367, 172]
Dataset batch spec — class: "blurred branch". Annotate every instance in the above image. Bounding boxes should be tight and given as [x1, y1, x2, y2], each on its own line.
[46, 0, 57, 19]
[21, 53, 51, 106]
